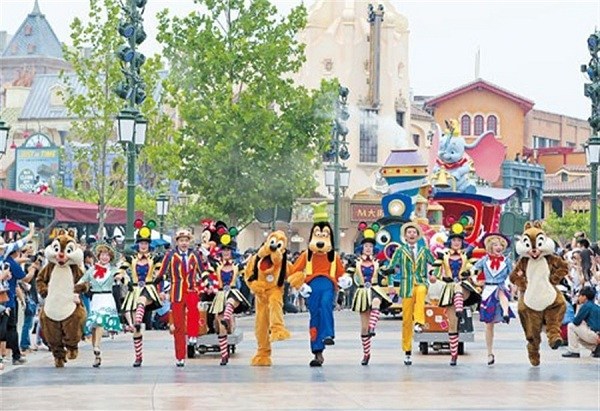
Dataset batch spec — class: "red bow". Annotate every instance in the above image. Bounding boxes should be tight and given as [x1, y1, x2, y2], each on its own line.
[93, 264, 107, 279]
[489, 255, 504, 270]
[362, 256, 372, 262]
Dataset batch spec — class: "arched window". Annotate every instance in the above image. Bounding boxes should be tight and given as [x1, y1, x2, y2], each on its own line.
[474, 115, 484, 135]
[486, 115, 498, 135]
[460, 115, 471, 136]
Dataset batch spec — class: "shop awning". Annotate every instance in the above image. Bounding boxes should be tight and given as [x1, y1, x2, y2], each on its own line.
[0, 189, 142, 224]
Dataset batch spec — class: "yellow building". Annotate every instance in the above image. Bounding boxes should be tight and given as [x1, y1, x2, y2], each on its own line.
[425, 78, 534, 165]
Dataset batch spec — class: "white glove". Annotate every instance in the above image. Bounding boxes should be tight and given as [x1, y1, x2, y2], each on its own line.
[299, 284, 312, 298]
[337, 275, 352, 290]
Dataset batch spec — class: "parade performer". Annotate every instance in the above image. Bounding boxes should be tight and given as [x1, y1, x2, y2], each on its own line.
[121, 227, 163, 367]
[37, 229, 88, 368]
[244, 230, 293, 366]
[432, 228, 481, 366]
[288, 202, 346, 367]
[77, 243, 122, 367]
[472, 233, 515, 366]
[509, 221, 568, 366]
[351, 225, 392, 365]
[382, 222, 435, 366]
[156, 229, 205, 367]
[209, 229, 250, 365]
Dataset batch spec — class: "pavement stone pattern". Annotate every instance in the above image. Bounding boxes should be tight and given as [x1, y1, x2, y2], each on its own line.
[1, 308, 598, 410]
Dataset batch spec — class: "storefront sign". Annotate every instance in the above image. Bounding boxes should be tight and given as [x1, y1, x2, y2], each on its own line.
[15, 147, 59, 193]
[351, 204, 383, 222]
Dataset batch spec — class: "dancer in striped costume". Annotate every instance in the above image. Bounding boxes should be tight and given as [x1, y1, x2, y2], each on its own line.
[350, 226, 391, 365]
[121, 228, 164, 367]
[432, 230, 481, 366]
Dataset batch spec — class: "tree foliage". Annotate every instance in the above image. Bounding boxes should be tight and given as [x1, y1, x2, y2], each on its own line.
[157, 0, 337, 227]
[543, 210, 595, 245]
[61, 0, 175, 234]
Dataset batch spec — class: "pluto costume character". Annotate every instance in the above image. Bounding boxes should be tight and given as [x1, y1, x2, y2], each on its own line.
[36, 230, 88, 367]
[509, 221, 568, 366]
[288, 202, 345, 367]
[244, 230, 292, 366]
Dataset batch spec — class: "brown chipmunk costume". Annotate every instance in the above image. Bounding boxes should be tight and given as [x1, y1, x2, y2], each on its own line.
[244, 230, 292, 366]
[509, 221, 568, 366]
[36, 229, 88, 367]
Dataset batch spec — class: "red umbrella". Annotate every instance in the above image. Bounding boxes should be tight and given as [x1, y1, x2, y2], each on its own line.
[0, 218, 26, 233]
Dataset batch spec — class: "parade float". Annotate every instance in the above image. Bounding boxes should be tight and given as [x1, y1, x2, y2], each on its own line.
[372, 120, 516, 355]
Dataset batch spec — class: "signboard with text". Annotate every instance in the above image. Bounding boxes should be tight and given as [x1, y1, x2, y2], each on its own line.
[15, 147, 59, 193]
[351, 204, 383, 222]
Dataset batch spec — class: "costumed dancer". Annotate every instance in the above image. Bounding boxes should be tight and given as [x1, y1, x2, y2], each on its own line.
[382, 222, 435, 366]
[472, 233, 515, 366]
[288, 202, 346, 367]
[156, 229, 205, 367]
[121, 226, 164, 367]
[77, 243, 123, 368]
[350, 224, 392, 365]
[209, 228, 250, 365]
[432, 228, 481, 366]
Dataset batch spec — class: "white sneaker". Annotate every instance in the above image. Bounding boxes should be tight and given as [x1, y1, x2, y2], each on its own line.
[175, 359, 185, 367]
[413, 323, 423, 334]
[404, 354, 412, 366]
[188, 337, 197, 344]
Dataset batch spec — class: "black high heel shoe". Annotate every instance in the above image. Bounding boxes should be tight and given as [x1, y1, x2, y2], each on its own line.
[503, 314, 510, 324]
[361, 355, 370, 366]
[487, 354, 495, 366]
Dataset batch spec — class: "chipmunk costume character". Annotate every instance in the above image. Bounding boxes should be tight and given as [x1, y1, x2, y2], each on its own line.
[509, 221, 568, 366]
[36, 229, 88, 368]
[244, 230, 292, 366]
[288, 202, 345, 367]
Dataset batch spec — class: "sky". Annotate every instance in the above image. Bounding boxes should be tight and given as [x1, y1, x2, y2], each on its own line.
[1, 0, 599, 119]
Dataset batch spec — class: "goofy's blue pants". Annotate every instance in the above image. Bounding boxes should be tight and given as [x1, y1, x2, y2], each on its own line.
[307, 276, 335, 353]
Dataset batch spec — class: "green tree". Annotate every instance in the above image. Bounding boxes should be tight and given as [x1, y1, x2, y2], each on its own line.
[543, 210, 594, 245]
[61, 0, 175, 235]
[157, 0, 336, 227]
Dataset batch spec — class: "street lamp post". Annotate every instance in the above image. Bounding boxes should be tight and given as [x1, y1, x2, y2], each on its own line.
[114, 0, 148, 250]
[582, 30, 600, 243]
[155, 194, 170, 240]
[584, 137, 600, 242]
[0, 118, 10, 158]
[323, 86, 351, 251]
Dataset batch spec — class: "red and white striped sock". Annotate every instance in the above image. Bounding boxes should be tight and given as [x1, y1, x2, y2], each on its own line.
[218, 335, 228, 360]
[449, 333, 459, 357]
[135, 303, 145, 324]
[453, 292, 464, 313]
[368, 309, 380, 331]
[361, 334, 371, 357]
[223, 303, 235, 322]
[133, 336, 143, 361]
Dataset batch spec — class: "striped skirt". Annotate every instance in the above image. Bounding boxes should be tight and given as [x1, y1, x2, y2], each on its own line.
[439, 279, 481, 308]
[209, 288, 250, 315]
[121, 284, 162, 312]
[351, 284, 393, 313]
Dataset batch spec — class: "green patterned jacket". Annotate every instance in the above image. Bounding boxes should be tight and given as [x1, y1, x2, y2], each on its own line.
[384, 243, 435, 298]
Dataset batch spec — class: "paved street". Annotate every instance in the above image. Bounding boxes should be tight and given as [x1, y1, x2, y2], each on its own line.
[1, 308, 598, 410]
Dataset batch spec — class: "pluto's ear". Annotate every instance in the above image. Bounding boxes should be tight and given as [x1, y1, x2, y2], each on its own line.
[533, 220, 543, 229]
[524, 221, 532, 230]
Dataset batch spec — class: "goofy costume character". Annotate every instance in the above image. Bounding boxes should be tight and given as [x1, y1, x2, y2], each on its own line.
[288, 202, 345, 367]
[156, 229, 205, 367]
